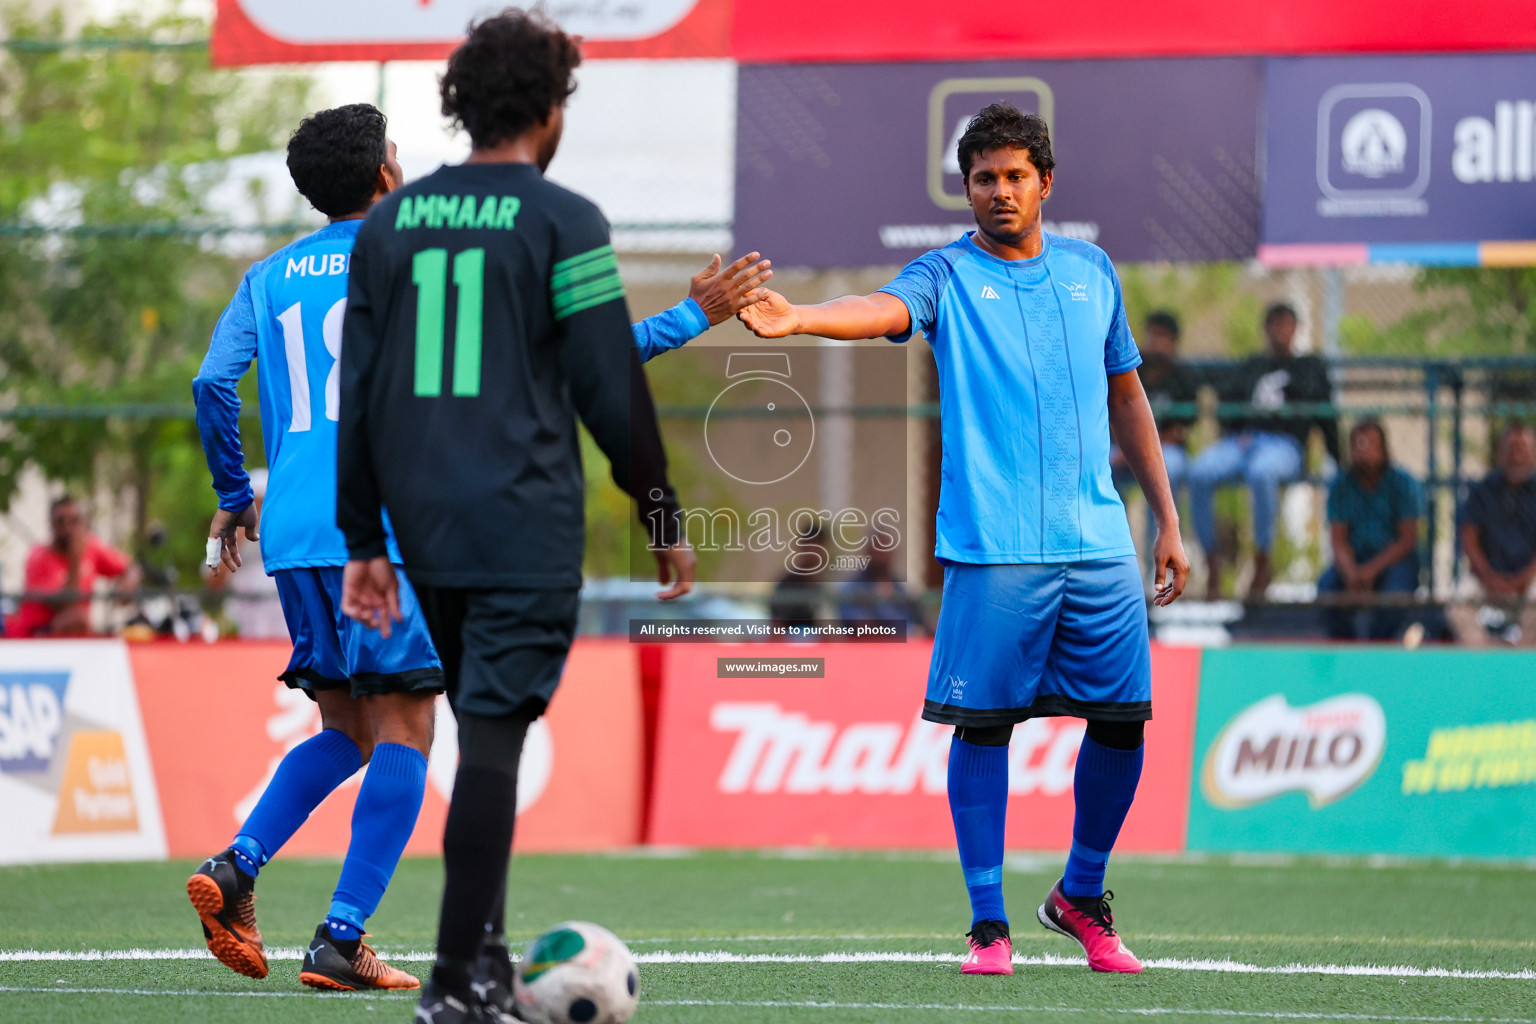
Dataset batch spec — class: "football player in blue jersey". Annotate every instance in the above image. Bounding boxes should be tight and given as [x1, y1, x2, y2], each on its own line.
[188, 102, 767, 996]
[190, 103, 434, 992]
[741, 103, 1189, 976]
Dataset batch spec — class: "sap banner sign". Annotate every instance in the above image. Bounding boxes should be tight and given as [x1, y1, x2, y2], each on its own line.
[735, 60, 1262, 268]
[1188, 647, 1536, 858]
[1263, 54, 1536, 246]
[649, 642, 1201, 849]
[0, 641, 166, 864]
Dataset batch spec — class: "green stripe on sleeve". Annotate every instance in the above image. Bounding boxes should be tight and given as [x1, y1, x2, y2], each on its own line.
[553, 283, 627, 320]
[551, 249, 619, 291]
[553, 270, 625, 315]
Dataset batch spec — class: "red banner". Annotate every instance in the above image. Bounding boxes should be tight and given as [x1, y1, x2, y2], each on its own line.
[731, 1, 1536, 64]
[649, 642, 1201, 850]
[133, 639, 642, 857]
[211, 0, 730, 66]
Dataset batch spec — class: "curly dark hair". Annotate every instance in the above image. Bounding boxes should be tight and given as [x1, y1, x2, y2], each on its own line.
[957, 102, 1055, 182]
[440, 9, 581, 150]
[286, 104, 388, 219]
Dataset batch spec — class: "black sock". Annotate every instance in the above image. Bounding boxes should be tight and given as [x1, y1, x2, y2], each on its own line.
[436, 763, 516, 973]
[321, 922, 360, 962]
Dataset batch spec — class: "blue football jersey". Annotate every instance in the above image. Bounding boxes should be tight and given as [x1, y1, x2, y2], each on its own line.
[195, 220, 401, 571]
[879, 231, 1142, 564]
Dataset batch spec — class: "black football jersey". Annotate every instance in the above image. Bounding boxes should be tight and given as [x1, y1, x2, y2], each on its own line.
[338, 161, 681, 587]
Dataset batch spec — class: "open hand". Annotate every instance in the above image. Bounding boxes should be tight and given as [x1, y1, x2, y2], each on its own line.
[207, 504, 260, 576]
[689, 252, 774, 326]
[654, 542, 697, 601]
[1152, 528, 1190, 606]
[342, 557, 401, 637]
[737, 289, 800, 339]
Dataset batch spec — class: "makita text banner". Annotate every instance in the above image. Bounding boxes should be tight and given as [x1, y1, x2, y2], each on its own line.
[134, 640, 642, 858]
[1188, 647, 1536, 858]
[649, 642, 1201, 849]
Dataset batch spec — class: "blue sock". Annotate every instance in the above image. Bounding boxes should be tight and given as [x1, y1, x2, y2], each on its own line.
[232, 728, 362, 878]
[947, 736, 1009, 926]
[1063, 735, 1144, 899]
[327, 742, 428, 940]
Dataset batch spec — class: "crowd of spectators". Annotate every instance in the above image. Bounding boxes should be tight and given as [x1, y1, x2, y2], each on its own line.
[1116, 301, 1536, 644]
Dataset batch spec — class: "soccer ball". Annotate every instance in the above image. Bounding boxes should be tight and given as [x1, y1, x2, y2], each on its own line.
[513, 921, 639, 1024]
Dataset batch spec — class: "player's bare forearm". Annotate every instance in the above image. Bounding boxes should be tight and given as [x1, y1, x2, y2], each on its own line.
[1108, 370, 1188, 605]
[739, 290, 909, 341]
[1108, 372, 1177, 529]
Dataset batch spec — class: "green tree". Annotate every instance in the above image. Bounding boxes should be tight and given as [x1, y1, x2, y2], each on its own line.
[0, 5, 310, 572]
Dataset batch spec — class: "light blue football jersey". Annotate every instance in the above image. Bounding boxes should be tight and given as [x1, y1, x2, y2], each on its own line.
[879, 231, 1142, 564]
[195, 220, 402, 571]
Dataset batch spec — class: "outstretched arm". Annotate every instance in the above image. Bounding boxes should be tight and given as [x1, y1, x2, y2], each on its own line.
[633, 253, 773, 362]
[739, 289, 910, 341]
[1108, 369, 1189, 605]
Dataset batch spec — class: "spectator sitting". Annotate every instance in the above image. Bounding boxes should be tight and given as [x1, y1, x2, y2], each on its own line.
[1449, 423, 1536, 647]
[1316, 420, 1421, 640]
[837, 541, 924, 631]
[1189, 302, 1339, 600]
[5, 496, 140, 638]
[1111, 310, 1197, 577]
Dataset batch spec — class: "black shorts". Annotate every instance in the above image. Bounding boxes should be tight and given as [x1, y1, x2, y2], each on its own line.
[410, 583, 581, 718]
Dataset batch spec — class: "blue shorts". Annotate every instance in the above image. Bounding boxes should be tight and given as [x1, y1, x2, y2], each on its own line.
[924, 558, 1152, 727]
[274, 567, 444, 700]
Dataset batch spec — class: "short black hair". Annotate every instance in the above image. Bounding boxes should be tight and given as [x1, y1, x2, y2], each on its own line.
[286, 104, 388, 219]
[49, 495, 78, 515]
[440, 9, 581, 150]
[1145, 310, 1181, 342]
[957, 103, 1055, 182]
[1264, 301, 1298, 327]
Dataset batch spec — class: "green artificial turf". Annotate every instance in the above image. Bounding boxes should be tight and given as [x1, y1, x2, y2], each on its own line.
[1, 851, 1532, 1023]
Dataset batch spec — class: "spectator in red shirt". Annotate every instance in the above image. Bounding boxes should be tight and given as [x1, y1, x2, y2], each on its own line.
[5, 496, 140, 637]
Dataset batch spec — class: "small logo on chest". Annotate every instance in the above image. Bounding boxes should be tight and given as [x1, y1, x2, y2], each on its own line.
[1059, 281, 1089, 302]
[979, 285, 1001, 300]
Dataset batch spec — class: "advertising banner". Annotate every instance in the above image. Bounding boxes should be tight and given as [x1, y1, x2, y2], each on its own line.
[649, 642, 1201, 849]
[731, 1, 1536, 65]
[211, 0, 730, 65]
[1187, 647, 1536, 859]
[0, 641, 167, 865]
[134, 639, 642, 859]
[1261, 55, 1536, 258]
[735, 59, 1262, 268]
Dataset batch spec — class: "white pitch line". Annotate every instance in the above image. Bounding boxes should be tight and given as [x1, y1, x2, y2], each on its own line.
[0, 949, 1533, 980]
[649, 1002, 1536, 1023]
[0, 988, 1531, 1023]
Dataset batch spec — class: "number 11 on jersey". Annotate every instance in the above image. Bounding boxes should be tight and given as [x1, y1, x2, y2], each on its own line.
[413, 247, 485, 398]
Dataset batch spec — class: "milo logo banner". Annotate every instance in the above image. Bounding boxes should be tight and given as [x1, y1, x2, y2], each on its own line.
[1188, 647, 1536, 859]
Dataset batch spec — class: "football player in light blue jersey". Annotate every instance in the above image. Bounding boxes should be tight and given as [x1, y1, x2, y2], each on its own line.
[190, 103, 435, 993]
[741, 103, 1189, 976]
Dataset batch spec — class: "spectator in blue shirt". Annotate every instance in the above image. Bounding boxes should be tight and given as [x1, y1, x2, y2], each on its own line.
[1316, 420, 1420, 640]
[1448, 422, 1536, 646]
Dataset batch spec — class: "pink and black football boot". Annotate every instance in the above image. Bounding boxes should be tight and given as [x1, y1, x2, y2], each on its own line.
[1037, 879, 1143, 973]
[960, 919, 1014, 975]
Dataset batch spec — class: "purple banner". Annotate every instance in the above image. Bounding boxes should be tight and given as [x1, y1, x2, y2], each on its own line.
[735, 59, 1263, 268]
[1263, 54, 1536, 245]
